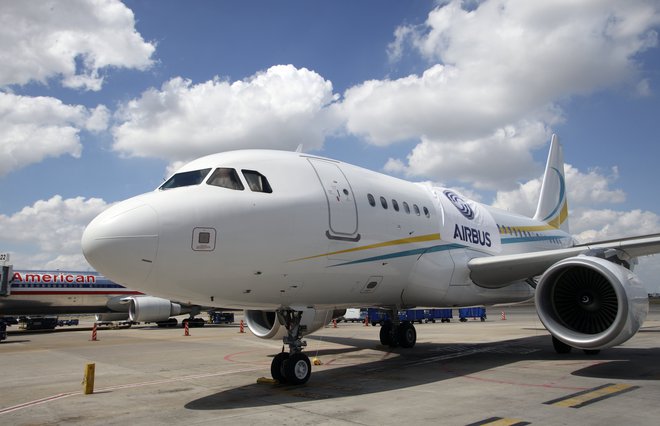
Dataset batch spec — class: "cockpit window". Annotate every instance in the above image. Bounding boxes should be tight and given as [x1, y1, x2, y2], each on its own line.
[242, 170, 272, 193]
[160, 168, 211, 190]
[207, 168, 245, 190]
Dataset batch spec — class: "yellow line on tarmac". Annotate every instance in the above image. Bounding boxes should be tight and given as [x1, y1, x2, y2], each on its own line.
[544, 383, 639, 408]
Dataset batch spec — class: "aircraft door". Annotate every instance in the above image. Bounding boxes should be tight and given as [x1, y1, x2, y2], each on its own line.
[308, 158, 360, 241]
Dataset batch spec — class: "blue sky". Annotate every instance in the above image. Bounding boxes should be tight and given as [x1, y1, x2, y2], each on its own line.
[1, 1, 660, 288]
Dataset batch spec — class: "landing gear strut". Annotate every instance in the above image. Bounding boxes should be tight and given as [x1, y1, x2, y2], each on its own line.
[270, 310, 312, 385]
[379, 308, 417, 348]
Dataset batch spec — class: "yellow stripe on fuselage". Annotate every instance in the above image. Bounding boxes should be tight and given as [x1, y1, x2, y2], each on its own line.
[289, 233, 442, 262]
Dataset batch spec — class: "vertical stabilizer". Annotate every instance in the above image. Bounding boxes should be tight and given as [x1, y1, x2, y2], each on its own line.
[533, 134, 569, 232]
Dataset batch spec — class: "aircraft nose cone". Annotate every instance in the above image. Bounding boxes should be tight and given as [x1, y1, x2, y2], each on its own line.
[82, 202, 159, 286]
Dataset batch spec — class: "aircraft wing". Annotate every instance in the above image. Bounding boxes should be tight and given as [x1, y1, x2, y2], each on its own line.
[468, 233, 660, 289]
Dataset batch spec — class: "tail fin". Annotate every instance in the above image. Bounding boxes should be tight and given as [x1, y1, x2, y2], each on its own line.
[533, 134, 569, 232]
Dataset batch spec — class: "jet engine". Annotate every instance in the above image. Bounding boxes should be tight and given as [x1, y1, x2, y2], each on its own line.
[244, 308, 343, 339]
[127, 296, 182, 322]
[95, 313, 130, 322]
[535, 255, 648, 350]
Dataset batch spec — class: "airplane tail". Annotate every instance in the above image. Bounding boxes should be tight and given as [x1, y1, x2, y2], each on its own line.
[533, 134, 569, 232]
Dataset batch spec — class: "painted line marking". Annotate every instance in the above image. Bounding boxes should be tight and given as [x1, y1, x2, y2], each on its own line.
[543, 383, 639, 408]
[0, 366, 263, 416]
[0, 393, 78, 415]
[466, 417, 531, 426]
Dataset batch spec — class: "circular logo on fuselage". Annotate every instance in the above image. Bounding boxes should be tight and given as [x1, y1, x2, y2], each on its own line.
[443, 190, 475, 220]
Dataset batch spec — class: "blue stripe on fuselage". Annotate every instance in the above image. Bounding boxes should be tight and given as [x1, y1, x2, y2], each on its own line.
[329, 243, 465, 267]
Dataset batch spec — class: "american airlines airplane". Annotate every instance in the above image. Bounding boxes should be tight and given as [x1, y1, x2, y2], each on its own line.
[82, 135, 660, 385]
[0, 269, 206, 325]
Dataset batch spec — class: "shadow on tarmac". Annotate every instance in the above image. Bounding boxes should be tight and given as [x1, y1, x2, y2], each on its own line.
[185, 334, 660, 411]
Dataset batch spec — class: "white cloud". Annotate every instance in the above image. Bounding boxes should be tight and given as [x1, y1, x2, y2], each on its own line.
[341, 0, 659, 187]
[388, 122, 550, 190]
[387, 24, 415, 63]
[0, 196, 111, 270]
[383, 157, 407, 174]
[112, 65, 341, 162]
[571, 209, 660, 243]
[0, 0, 155, 91]
[493, 163, 627, 216]
[0, 93, 110, 176]
[85, 105, 110, 133]
[570, 207, 660, 292]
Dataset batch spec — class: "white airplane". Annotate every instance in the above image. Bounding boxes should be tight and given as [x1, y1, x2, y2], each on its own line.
[0, 269, 207, 325]
[82, 135, 660, 385]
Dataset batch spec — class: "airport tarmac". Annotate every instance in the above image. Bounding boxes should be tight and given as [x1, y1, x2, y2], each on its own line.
[1, 304, 660, 425]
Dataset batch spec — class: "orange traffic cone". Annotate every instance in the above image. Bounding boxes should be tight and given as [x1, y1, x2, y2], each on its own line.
[239, 319, 245, 333]
[501, 311, 506, 320]
[184, 321, 190, 336]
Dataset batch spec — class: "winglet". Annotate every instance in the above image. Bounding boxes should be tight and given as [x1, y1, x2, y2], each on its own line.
[295, 144, 304, 153]
[533, 134, 569, 232]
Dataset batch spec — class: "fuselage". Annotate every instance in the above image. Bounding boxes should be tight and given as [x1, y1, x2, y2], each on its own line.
[0, 270, 142, 315]
[82, 150, 574, 311]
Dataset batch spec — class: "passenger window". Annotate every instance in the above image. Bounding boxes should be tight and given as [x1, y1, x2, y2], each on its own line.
[380, 196, 388, 209]
[423, 207, 430, 218]
[242, 170, 272, 193]
[367, 194, 376, 207]
[403, 202, 410, 214]
[413, 204, 420, 216]
[160, 168, 212, 190]
[392, 199, 399, 212]
[207, 168, 244, 190]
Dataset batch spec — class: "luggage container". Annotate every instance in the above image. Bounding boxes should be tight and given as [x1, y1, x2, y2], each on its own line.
[402, 309, 426, 324]
[458, 307, 487, 322]
[367, 308, 389, 326]
[426, 308, 453, 323]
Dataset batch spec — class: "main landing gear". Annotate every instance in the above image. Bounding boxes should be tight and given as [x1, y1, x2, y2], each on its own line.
[379, 309, 417, 348]
[270, 310, 312, 385]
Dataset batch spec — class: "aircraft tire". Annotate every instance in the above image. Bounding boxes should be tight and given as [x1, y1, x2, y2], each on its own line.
[398, 322, 416, 348]
[284, 353, 311, 385]
[380, 321, 394, 346]
[552, 336, 572, 354]
[271, 352, 289, 383]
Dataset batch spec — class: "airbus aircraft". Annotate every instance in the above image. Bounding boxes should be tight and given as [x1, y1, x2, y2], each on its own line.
[0, 269, 206, 324]
[82, 135, 660, 385]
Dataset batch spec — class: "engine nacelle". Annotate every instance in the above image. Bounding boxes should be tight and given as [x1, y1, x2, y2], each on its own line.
[244, 308, 341, 339]
[535, 255, 648, 350]
[127, 296, 182, 322]
[95, 313, 129, 322]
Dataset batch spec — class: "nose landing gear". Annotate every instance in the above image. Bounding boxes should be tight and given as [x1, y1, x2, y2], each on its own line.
[270, 310, 312, 385]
